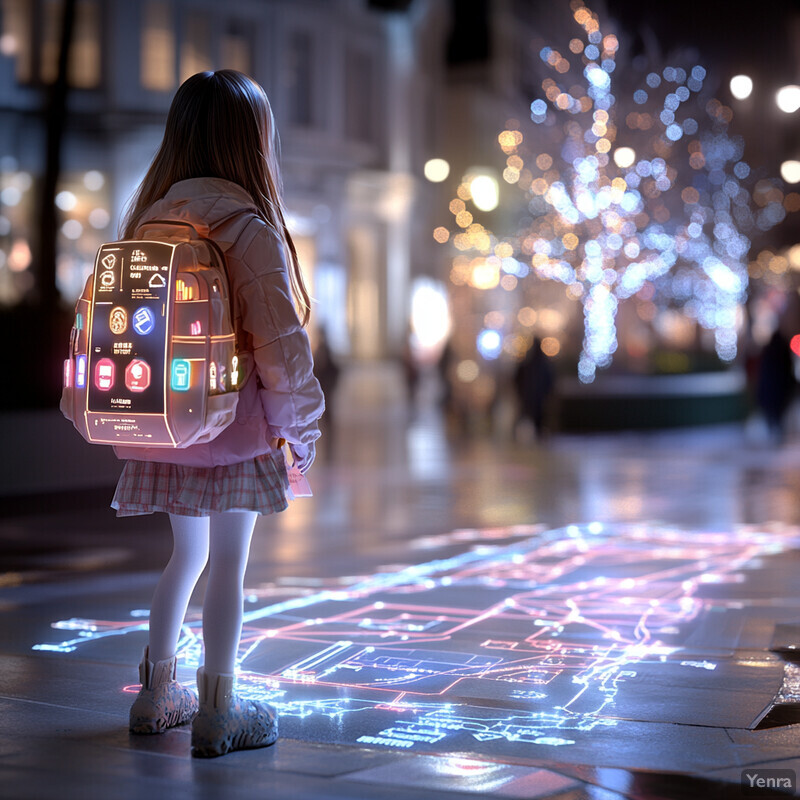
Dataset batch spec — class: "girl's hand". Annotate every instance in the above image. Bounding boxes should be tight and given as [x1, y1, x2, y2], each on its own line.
[289, 442, 315, 474]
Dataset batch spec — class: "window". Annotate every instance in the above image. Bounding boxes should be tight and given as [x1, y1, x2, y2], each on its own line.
[220, 20, 251, 75]
[0, 0, 33, 83]
[179, 12, 211, 83]
[2, 0, 100, 88]
[141, 0, 175, 91]
[344, 48, 373, 143]
[39, 0, 61, 84]
[286, 30, 313, 127]
[67, 0, 101, 88]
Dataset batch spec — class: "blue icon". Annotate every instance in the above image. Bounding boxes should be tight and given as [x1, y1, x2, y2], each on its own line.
[171, 359, 191, 392]
[132, 306, 156, 336]
[76, 355, 87, 388]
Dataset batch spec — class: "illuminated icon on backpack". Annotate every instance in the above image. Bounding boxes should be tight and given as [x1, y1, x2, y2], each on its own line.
[176, 279, 194, 301]
[101, 253, 117, 270]
[125, 359, 151, 392]
[170, 359, 191, 392]
[148, 273, 166, 289]
[230, 355, 239, 386]
[100, 270, 115, 287]
[132, 306, 156, 335]
[190, 320, 202, 336]
[94, 358, 115, 391]
[76, 354, 87, 388]
[209, 362, 218, 391]
[109, 306, 128, 335]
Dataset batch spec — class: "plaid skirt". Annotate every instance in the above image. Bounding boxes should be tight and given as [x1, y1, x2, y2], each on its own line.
[111, 449, 289, 517]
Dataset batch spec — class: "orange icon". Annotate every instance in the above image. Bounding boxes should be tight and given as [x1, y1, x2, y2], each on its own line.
[109, 306, 128, 335]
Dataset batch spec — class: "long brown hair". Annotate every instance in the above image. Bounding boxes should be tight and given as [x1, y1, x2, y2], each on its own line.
[121, 70, 311, 325]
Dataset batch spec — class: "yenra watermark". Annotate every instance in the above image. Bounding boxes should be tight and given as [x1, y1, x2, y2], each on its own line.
[741, 769, 796, 796]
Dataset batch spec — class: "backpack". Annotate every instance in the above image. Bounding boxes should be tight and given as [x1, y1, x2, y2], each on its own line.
[60, 220, 240, 448]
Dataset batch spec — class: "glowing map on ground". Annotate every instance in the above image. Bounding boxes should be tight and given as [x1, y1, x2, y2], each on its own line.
[35, 523, 799, 757]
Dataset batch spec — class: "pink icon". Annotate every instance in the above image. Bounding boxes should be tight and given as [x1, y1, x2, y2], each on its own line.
[94, 358, 115, 391]
[125, 359, 151, 393]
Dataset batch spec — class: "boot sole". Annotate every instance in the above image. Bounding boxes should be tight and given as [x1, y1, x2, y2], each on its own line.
[191, 726, 278, 758]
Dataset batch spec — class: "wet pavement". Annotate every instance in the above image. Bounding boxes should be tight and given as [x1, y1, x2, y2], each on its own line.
[2, 364, 800, 799]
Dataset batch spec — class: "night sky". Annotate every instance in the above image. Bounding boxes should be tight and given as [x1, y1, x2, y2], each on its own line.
[602, 0, 799, 86]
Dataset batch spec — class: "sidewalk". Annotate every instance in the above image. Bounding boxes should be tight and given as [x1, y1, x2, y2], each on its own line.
[2, 363, 800, 799]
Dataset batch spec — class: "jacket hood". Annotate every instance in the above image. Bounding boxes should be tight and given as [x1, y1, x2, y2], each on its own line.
[137, 177, 261, 246]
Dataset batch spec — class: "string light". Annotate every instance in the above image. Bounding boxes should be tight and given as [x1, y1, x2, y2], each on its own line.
[436, 3, 788, 382]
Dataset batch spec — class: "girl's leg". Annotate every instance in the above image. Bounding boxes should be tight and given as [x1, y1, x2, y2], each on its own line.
[147, 514, 210, 662]
[130, 514, 209, 734]
[192, 512, 278, 757]
[201, 511, 258, 675]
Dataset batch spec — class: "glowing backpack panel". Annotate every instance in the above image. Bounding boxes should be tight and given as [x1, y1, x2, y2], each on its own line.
[61, 222, 240, 447]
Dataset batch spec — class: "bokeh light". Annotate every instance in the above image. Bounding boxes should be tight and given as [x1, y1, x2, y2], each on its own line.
[55, 191, 77, 211]
[434, 2, 790, 384]
[456, 359, 479, 382]
[83, 170, 105, 191]
[470, 174, 500, 212]
[411, 278, 451, 353]
[477, 328, 502, 359]
[729, 75, 752, 100]
[780, 160, 800, 184]
[541, 337, 561, 356]
[613, 147, 636, 168]
[776, 85, 800, 113]
[424, 158, 450, 182]
[469, 257, 500, 290]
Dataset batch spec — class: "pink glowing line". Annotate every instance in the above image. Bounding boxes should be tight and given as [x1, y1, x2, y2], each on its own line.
[38, 524, 800, 720]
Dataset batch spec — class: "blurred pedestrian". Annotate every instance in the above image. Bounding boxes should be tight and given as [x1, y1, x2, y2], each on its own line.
[402, 325, 420, 415]
[757, 329, 796, 443]
[513, 337, 554, 440]
[112, 71, 324, 757]
[313, 326, 340, 446]
[437, 339, 455, 415]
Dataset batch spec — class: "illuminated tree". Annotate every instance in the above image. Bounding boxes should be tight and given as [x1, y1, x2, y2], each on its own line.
[439, 1, 790, 383]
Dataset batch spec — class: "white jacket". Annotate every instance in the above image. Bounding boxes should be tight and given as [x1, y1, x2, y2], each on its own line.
[114, 177, 324, 466]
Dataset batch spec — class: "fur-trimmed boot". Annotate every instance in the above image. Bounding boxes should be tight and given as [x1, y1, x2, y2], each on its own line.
[129, 647, 199, 734]
[191, 668, 278, 758]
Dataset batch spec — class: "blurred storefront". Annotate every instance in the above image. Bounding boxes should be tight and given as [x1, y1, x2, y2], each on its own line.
[426, 1, 800, 431]
[0, 0, 448, 372]
[2, 0, 798, 428]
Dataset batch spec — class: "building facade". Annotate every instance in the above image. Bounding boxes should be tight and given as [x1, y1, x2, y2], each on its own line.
[0, 0, 448, 360]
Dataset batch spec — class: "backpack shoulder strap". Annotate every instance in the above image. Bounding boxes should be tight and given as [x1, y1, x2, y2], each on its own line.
[136, 219, 239, 334]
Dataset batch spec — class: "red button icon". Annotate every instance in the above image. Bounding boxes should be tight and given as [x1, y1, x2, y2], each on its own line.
[94, 358, 115, 391]
[125, 359, 151, 393]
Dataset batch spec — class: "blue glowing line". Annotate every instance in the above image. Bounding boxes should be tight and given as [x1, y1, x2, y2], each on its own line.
[31, 522, 800, 755]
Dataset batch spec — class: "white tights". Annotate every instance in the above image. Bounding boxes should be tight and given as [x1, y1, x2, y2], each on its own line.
[147, 511, 258, 675]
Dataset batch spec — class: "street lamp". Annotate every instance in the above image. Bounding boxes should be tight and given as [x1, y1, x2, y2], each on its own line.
[613, 147, 636, 168]
[780, 160, 800, 183]
[424, 158, 450, 182]
[776, 85, 800, 113]
[469, 173, 499, 212]
[729, 75, 753, 100]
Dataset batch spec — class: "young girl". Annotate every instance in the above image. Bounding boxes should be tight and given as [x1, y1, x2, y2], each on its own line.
[112, 70, 324, 758]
